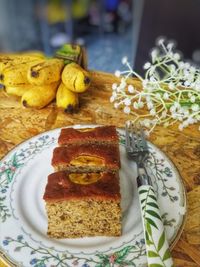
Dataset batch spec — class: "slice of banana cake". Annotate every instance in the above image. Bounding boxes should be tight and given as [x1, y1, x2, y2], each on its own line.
[58, 126, 119, 146]
[43, 170, 121, 238]
[51, 143, 120, 172]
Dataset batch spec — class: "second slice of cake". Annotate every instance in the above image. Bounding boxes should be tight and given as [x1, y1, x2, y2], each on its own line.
[52, 143, 120, 172]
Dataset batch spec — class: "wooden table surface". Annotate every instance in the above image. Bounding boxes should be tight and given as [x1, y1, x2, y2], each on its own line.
[0, 71, 200, 267]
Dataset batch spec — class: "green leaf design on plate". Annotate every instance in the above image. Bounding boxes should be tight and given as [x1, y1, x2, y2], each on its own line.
[96, 253, 109, 261]
[115, 245, 133, 263]
[2, 234, 146, 266]
[146, 210, 161, 221]
[148, 250, 159, 257]
[157, 231, 166, 252]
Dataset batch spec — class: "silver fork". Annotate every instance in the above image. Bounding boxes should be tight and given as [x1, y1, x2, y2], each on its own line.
[125, 121, 174, 267]
[125, 121, 151, 186]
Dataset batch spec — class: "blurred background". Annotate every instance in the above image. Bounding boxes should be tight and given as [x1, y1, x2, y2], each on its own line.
[0, 0, 200, 73]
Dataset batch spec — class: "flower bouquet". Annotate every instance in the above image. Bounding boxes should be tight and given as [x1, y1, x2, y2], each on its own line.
[110, 38, 200, 134]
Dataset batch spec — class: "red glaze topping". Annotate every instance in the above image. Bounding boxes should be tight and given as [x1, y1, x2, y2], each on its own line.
[52, 144, 120, 169]
[58, 126, 119, 146]
[43, 171, 121, 202]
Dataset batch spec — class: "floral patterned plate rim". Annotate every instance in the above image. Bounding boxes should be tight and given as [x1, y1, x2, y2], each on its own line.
[0, 125, 186, 267]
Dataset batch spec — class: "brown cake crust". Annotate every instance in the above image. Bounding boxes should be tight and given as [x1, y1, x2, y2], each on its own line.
[51, 144, 120, 171]
[58, 126, 119, 146]
[43, 171, 121, 202]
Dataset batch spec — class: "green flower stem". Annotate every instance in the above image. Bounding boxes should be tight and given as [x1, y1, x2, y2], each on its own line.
[148, 121, 158, 134]
[119, 70, 132, 75]
[157, 116, 174, 125]
[165, 119, 178, 127]
[191, 110, 200, 117]
[172, 89, 200, 96]
[177, 91, 182, 103]
[160, 42, 169, 54]
[156, 106, 165, 115]
[163, 99, 199, 109]
[129, 112, 150, 120]
[125, 72, 134, 80]
[126, 62, 143, 81]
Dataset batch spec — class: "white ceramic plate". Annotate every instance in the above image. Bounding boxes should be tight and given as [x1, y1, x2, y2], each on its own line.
[0, 125, 186, 267]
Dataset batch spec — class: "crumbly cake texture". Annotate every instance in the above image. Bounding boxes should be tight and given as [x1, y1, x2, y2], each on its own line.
[43, 171, 121, 238]
[51, 143, 120, 172]
[58, 126, 119, 146]
[46, 200, 121, 238]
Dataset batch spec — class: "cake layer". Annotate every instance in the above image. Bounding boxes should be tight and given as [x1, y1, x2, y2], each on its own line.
[51, 144, 120, 172]
[58, 126, 119, 146]
[43, 170, 121, 202]
[46, 199, 121, 238]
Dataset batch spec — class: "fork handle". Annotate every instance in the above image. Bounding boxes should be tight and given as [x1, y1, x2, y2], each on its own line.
[138, 182, 174, 267]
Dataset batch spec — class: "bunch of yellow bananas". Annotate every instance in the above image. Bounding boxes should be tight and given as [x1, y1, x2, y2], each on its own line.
[0, 51, 91, 111]
[56, 63, 91, 112]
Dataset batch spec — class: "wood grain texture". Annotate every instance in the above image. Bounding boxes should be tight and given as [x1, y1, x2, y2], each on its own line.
[0, 71, 200, 267]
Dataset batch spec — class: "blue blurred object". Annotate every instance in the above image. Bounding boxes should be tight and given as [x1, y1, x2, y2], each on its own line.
[104, 0, 120, 11]
[86, 27, 133, 72]
[0, 0, 133, 73]
[0, 0, 41, 52]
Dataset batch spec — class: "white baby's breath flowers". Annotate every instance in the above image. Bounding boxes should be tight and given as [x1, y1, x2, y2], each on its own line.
[114, 102, 119, 109]
[191, 104, 199, 112]
[124, 98, 131, 106]
[122, 56, 128, 65]
[143, 62, 151, 70]
[138, 101, 144, 108]
[190, 95, 196, 103]
[133, 102, 139, 109]
[163, 92, 169, 100]
[115, 70, 121, 77]
[168, 82, 175, 90]
[128, 84, 134, 93]
[110, 38, 200, 134]
[112, 83, 118, 90]
[156, 37, 165, 46]
[167, 42, 175, 50]
[110, 95, 115, 103]
[173, 53, 181, 61]
[142, 79, 148, 88]
[123, 106, 131, 114]
[150, 109, 156, 116]
[151, 48, 158, 63]
[120, 78, 127, 88]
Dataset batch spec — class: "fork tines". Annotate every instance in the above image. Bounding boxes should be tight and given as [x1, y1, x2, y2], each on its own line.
[125, 121, 148, 153]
